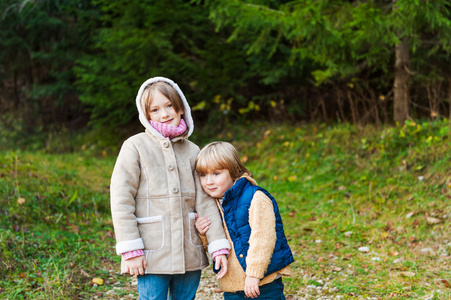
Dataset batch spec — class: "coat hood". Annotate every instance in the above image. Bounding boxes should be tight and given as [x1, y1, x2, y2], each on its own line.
[136, 77, 194, 140]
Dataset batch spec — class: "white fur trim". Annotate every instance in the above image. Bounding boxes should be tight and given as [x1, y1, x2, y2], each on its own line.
[116, 238, 145, 255]
[136, 215, 164, 224]
[208, 238, 231, 256]
[136, 77, 194, 139]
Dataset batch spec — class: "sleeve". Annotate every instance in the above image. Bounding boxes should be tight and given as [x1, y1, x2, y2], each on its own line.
[245, 191, 277, 279]
[122, 249, 145, 260]
[193, 170, 230, 256]
[110, 141, 145, 255]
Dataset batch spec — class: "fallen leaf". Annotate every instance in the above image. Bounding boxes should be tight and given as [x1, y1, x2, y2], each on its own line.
[442, 279, 451, 288]
[70, 225, 80, 233]
[288, 175, 297, 182]
[317, 257, 324, 262]
[381, 232, 389, 239]
[358, 246, 370, 253]
[426, 217, 441, 224]
[344, 231, 352, 237]
[400, 271, 415, 277]
[17, 197, 26, 205]
[288, 210, 296, 217]
[331, 266, 342, 272]
[80, 269, 91, 277]
[92, 278, 103, 285]
[406, 212, 415, 218]
[342, 253, 353, 260]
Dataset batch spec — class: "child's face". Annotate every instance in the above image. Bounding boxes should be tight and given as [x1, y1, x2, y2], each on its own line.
[199, 169, 234, 198]
[148, 90, 183, 126]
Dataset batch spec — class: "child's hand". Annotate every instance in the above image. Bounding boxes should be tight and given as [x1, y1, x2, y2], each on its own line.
[124, 256, 147, 276]
[214, 254, 228, 279]
[195, 213, 211, 236]
[244, 276, 260, 298]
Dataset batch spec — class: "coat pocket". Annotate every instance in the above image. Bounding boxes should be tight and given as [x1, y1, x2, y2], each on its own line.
[137, 216, 164, 251]
[188, 212, 202, 247]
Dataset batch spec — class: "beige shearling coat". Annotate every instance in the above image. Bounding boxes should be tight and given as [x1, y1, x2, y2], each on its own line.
[110, 77, 230, 275]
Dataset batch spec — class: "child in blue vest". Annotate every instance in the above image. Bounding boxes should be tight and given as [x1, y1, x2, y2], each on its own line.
[195, 141, 294, 300]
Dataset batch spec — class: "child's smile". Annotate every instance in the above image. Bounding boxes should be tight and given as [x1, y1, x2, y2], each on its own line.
[149, 90, 183, 127]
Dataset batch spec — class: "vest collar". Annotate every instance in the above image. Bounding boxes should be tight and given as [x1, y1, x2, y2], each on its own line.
[223, 177, 250, 205]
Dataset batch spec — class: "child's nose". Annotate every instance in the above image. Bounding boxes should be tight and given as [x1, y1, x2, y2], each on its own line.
[206, 175, 213, 184]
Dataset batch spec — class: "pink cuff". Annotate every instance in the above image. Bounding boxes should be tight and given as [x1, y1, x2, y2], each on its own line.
[122, 249, 144, 260]
[212, 249, 230, 261]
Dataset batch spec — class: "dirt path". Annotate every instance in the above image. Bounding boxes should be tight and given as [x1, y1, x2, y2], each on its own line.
[195, 266, 224, 300]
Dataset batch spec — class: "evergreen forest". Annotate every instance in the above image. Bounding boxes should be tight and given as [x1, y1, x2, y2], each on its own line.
[1, 0, 451, 140]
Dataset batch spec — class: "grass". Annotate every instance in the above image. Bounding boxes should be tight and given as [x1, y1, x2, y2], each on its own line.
[0, 118, 450, 299]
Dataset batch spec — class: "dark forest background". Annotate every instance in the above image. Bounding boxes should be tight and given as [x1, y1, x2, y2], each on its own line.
[1, 0, 451, 144]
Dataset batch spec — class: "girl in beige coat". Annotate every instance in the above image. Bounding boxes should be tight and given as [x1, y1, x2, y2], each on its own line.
[110, 77, 230, 300]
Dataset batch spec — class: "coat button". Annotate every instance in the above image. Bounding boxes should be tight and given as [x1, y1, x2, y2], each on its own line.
[172, 187, 179, 194]
[162, 141, 169, 148]
[239, 254, 243, 258]
[168, 164, 174, 171]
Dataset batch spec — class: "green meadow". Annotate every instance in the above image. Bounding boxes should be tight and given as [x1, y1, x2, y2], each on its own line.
[1, 119, 450, 299]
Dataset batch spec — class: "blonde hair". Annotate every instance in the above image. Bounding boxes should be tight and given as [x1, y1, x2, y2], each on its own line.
[140, 81, 185, 121]
[196, 141, 253, 180]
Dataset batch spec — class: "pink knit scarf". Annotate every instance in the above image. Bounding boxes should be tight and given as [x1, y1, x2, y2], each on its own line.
[149, 118, 187, 140]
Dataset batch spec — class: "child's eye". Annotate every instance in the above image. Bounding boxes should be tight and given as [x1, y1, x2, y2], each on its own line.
[167, 104, 173, 109]
[213, 172, 220, 176]
[199, 174, 206, 178]
[151, 108, 159, 113]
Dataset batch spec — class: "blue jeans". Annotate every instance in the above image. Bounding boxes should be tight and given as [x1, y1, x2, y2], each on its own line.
[223, 278, 286, 300]
[137, 271, 201, 300]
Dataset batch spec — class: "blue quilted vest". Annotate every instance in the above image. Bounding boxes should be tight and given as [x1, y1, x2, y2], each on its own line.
[219, 177, 294, 277]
